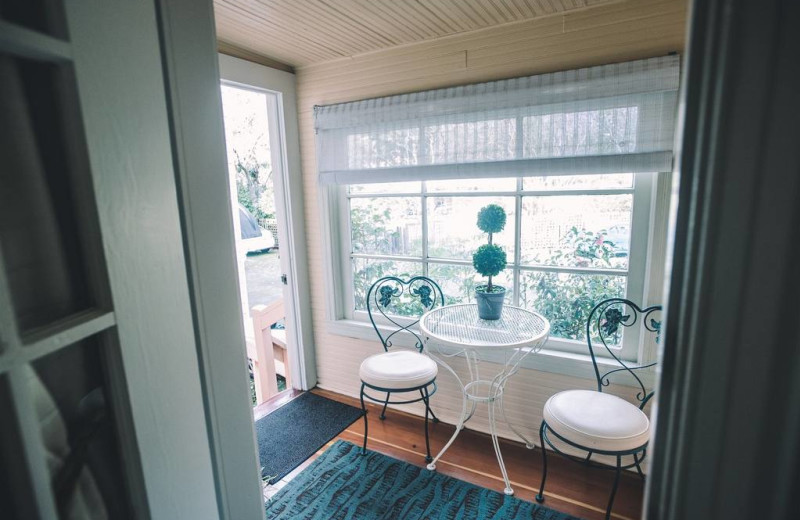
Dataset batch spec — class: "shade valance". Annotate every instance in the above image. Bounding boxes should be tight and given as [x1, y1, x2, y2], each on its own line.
[315, 55, 680, 185]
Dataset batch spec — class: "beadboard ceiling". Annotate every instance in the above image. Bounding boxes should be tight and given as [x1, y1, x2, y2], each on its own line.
[214, 0, 621, 69]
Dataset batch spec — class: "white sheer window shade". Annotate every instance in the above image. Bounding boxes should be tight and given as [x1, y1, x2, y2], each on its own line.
[315, 55, 679, 185]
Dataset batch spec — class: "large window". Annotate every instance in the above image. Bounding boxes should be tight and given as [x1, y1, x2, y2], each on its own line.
[342, 172, 654, 357]
[317, 56, 678, 361]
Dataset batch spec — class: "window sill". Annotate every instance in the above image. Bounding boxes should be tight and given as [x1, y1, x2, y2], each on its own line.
[325, 318, 655, 389]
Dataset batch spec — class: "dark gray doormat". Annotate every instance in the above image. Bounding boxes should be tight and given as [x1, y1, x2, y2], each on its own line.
[255, 392, 364, 484]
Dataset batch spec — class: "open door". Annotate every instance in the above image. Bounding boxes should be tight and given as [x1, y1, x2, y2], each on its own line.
[218, 56, 315, 406]
[220, 83, 296, 405]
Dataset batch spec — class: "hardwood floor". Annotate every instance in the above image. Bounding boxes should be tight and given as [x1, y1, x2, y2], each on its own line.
[260, 388, 645, 520]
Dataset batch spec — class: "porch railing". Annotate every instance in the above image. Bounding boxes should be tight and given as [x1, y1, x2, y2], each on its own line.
[247, 299, 291, 404]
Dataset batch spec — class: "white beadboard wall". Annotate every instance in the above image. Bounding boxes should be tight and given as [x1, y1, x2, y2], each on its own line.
[293, 0, 687, 459]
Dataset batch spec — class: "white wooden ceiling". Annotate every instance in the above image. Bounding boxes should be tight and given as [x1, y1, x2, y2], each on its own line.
[214, 0, 620, 68]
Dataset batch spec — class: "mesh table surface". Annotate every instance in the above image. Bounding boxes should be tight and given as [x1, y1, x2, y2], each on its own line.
[420, 304, 549, 349]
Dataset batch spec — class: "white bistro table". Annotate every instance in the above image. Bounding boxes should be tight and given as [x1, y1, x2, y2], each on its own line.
[419, 303, 550, 495]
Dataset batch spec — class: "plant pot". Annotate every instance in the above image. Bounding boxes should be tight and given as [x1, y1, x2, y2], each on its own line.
[475, 285, 506, 320]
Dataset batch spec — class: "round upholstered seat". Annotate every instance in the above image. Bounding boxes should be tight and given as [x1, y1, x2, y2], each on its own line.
[359, 350, 438, 390]
[543, 389, 650, 452]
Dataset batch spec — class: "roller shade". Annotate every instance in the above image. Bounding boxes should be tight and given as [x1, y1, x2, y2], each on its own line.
[315, 55, 680, 185]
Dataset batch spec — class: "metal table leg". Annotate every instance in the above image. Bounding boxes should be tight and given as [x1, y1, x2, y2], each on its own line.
[425, 344, 540, 496]
[426, 392, 471, 470]
[426, 348, 476, 470]
[488, 385, 515, 495]
[499, 393, 535, 449]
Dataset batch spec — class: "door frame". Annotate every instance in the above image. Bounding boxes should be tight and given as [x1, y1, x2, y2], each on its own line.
[218, 54, 316, 391]
[156, 3, 316, 518]
[646, 0, 800, 518]
[155, 1, 265, 518]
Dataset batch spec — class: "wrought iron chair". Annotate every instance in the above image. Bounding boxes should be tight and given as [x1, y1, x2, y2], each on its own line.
[535, 298, 662, 520]
[360, 276, 444, 462]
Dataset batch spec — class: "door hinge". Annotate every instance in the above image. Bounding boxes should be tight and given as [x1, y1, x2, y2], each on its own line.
[281, 274, 288, 285]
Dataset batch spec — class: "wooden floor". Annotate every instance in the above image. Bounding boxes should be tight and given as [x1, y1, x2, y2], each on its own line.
[258, 388, 645, 520]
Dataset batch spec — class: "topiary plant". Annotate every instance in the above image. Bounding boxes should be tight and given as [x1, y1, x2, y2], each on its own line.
[473, 244, 506, 292]
[473, 204, 507, 293]
[476, 204, 507, 238]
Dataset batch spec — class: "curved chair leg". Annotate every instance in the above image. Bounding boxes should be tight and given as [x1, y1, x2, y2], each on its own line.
[605, 455, 623, 520]
[360, 383, 368, 455]
[535, 421, 548, 503]
[429, 405, 440, 424]
[633, 452, 646, 481]
[420, 387, 433, 463]
[379, 392, 390, 420]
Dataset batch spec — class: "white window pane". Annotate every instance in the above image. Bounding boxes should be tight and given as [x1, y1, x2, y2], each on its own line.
[427, 196, 515, 261]
[349, 181, 421, 194]
[523, 174, 633, 191]
[519, 270, 627, 342]
[426, 177, 517, 192]
[350, 197, 422, 256]
[520, 194, 632, 270]
[428, 264, 513, 306]
[352, 258, 423, 314]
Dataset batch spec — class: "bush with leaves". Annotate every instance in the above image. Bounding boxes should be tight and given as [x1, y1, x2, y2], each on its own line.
[520, 227, 626, 341]
[234, 149, 275, 221]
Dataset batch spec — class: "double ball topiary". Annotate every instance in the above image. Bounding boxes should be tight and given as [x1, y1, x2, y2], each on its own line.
[476, 204, 507, 236]
[473, 244, 507, 283]
[473, 204, 507, 293]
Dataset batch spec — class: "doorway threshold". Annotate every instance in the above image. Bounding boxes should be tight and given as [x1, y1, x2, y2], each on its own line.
[253, 388, 303, 422]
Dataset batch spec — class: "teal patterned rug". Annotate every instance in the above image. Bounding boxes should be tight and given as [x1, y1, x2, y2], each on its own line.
[265, 440, 582, 520]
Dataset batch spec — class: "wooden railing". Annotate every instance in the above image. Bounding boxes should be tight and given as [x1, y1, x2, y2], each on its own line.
[247, 299, 291, 404]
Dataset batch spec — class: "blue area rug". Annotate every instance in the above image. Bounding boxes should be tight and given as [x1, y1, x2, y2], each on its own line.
[265, 440, 582, 520]
[256, 393, 364, 484]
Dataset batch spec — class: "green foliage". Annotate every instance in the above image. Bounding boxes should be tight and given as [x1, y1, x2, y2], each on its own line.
[476, 204, 507, 234]
[234, 149, 275, 221]
[350, 197, 626, 338]
[350, 204, 412, 315]
[520, 228, 626, 341]
[526, 272, 625, 341]
[474, 204, 508, 291]
[352, 259, 423, 317]
[350, 203, 411, 255]
[543, 227, 620, 268]
[472, 244, 507, 278]
[238, 182, 259, 218]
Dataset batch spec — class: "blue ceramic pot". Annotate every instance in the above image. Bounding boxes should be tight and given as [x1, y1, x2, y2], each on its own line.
[475, 286, 506, 320]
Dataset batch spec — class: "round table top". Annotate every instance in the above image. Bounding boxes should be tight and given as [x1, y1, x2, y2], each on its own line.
[420, 304, 550, 350]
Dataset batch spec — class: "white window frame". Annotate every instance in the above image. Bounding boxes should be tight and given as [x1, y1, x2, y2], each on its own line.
[319, 172, 665, 383]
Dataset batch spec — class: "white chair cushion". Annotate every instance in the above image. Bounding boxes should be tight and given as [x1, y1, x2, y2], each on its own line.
[359, 350, 438, 390]
[543, 390, 650, 452]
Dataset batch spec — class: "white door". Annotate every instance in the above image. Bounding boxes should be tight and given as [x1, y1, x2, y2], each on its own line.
[0, 1, 217, 518]
[219, 55, 316, 394]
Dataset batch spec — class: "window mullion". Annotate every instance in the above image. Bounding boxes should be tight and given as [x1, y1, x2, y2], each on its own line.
[514, 117, 524, 306]
[421, 182, 428, 278]
[419, 121, 429, 278]
[340, 186, 356, 319]
[513, 177, 522, 307]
